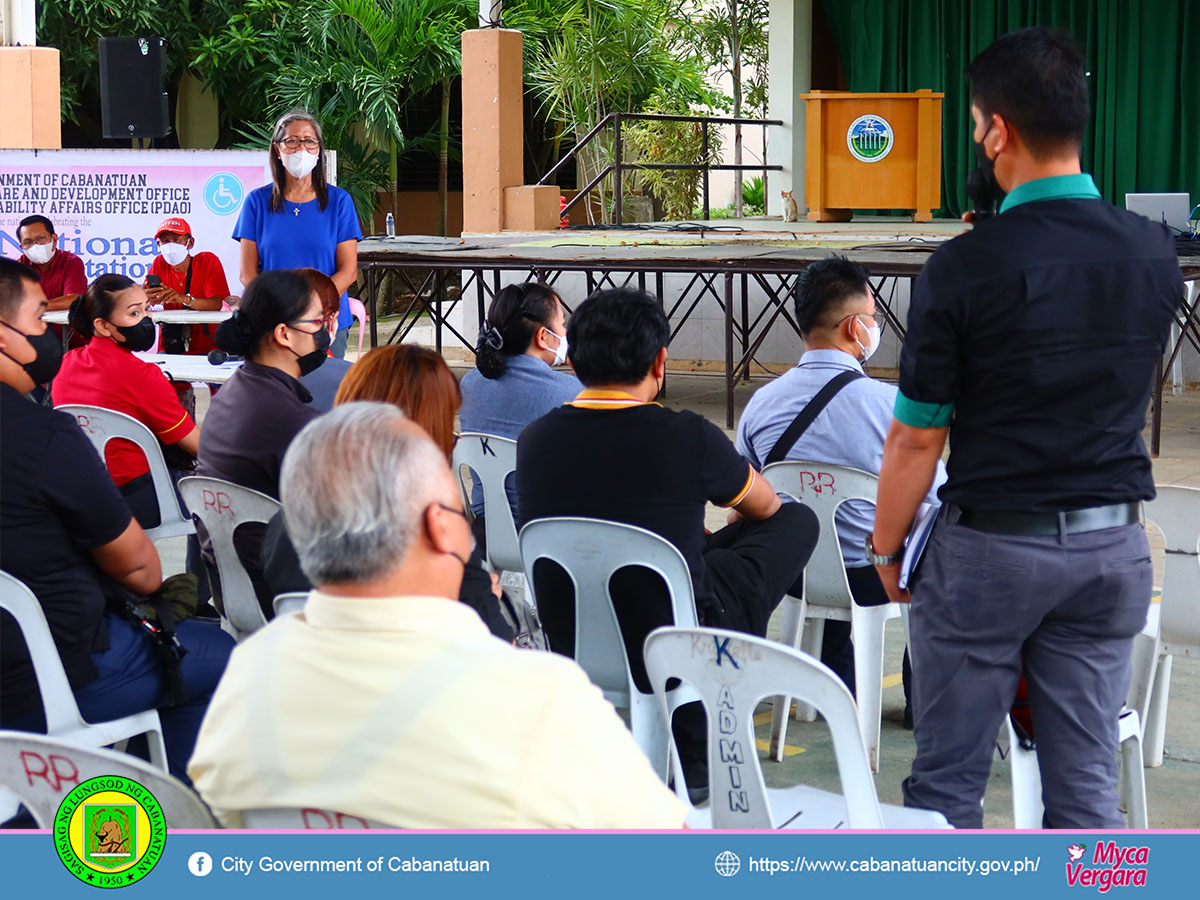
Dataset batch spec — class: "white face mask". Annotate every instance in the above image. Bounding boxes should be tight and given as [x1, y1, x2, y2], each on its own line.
[546, 328, 569, 366]
[159, 242, 190, 266]
[24, 241, 55, 265]
[281, 149, 320, 179]
[855, 317, 881, 362]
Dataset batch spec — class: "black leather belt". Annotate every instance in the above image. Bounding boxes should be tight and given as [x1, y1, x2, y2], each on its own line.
[946, 502, 1140, 537]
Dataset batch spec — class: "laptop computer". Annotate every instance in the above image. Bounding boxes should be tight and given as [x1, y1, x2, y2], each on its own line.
[1125, 192, 1193, 234]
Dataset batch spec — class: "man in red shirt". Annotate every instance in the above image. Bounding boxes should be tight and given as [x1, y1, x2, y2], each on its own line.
[16, 215, 86, 311]
[146, 216, 234, 357]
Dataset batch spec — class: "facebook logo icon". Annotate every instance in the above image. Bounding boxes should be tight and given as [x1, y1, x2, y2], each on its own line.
[188, 851, 213, 877]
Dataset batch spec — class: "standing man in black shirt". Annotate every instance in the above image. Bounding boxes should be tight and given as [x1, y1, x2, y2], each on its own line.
[870, 29, 1184, 828]
[518, 287, 818, 799]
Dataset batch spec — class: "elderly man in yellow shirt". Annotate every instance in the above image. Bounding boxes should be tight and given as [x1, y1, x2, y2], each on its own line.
[187, 401, 687, 829]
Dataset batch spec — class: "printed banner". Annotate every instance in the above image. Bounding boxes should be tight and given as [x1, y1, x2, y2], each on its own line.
[0, 149, 271, 296]
[0, 828, 1194, 898]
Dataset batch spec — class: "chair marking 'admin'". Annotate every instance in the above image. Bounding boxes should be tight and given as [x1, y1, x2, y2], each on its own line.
[717, 682, 749, 814]
[714, 636, 748, 815]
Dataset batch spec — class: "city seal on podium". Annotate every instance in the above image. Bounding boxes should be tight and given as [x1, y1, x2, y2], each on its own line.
[846, 114, 895, 163]
[53, 776, 166, 888]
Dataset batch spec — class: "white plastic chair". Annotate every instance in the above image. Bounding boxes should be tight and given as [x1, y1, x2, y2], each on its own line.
[0, 571, 167, 821]
[1132, 486, 1200, 766]
[454, 433, 521, 573]
[348, 297, 369, 356]
[178, 476, 280, 642]
[0, 731, 215, 828]
[761, 461, 900, 771]
[272, 592, 309, 618]
[519, 517, 699, 781]
[643, 626, 951, 829]
[57, 405, 195, 542]
[1001, 707, 1147, 829]
[0, 572, 167, 765]
[243, 807, 394, 829]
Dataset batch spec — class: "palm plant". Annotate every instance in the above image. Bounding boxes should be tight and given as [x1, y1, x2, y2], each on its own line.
[277, 0, 472, 235]
[514, 0, 717, 223]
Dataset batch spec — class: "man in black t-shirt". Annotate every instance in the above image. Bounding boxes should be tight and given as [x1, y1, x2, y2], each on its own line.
[518, 287, 818, 798]
[0, 257, 233, 783]
[870, 30, 1184, 828]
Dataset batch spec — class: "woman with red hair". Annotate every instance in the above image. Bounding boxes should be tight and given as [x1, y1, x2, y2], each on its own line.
[263, 345, 514, 640]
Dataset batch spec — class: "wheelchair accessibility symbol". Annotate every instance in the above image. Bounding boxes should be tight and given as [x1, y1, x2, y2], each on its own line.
[203, 172, 244, 216]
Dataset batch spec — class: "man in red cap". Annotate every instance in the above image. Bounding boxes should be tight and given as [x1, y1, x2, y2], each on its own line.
[146, 217, 235, 358]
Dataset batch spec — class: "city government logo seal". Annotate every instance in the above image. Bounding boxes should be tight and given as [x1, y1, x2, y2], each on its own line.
[846, 114, 895, 163]
[53, 776, 166, 888]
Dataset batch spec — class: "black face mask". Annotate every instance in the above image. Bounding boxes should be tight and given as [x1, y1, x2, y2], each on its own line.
[113, 317, 157, 352]
[0, 320, 64, 386]
[967, 121, 1006, 220]
[287, 324, 331, 376]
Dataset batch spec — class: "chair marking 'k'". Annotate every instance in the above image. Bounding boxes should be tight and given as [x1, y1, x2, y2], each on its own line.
[714, 636, 739, 668]
[479, 436, 496, 457]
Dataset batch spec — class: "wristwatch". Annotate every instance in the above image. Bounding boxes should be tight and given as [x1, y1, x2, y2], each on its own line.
[865, 533, 903, 566]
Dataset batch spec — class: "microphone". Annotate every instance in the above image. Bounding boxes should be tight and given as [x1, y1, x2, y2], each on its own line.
[207, 349, 241, 365]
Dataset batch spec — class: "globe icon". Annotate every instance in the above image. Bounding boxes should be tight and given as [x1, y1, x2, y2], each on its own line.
[714, 850, 741, 877]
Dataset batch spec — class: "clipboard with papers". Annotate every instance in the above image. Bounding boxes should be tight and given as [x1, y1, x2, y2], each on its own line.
[898, 503, 939, 590]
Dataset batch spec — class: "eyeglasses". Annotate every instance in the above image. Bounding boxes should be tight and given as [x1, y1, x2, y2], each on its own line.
[436, 503, 478, 555]
[289, 316, 332, 329]
[18, 235, 54, 249]
[835, 311, 877, 326]
[437, 503, 470, 523]
[276, 137, 320, 150]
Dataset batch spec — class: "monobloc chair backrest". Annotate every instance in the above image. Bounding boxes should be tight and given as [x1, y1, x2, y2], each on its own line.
[0, 731, 217, 828]
[0, 572, 88, 736]
[348, 297, 369, 357]
[178, 476, 280, 639]
[272, 592, 308, 618]
[1144, 485, 1200, 653]
[762, 461, 879, 609]
[454, 433, 521, 572]
[57, 404, 194, 542]
[243, 807, 394, 829]
[643, 626, 884, 829]
[519, 517, 699, 704]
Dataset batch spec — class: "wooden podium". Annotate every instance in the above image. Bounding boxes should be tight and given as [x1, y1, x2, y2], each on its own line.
[802, 89, 943, 223]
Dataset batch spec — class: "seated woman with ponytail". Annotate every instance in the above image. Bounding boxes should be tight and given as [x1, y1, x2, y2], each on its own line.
[52, 274, 200, 528]
[459, 283, 581, 533]
[197, 269, 327, 614]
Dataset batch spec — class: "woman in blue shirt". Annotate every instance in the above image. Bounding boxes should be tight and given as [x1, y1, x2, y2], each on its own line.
[233, 109, 363, 359]
[459, 282, 582, 525]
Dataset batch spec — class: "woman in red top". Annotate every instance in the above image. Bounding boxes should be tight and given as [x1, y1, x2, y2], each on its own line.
[52, 274, 201, 528]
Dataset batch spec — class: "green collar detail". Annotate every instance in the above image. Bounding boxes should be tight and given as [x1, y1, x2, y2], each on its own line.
[1000, 173, 1101, 214]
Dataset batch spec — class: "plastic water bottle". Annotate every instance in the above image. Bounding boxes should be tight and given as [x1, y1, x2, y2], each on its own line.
[385, 212, 395, 237]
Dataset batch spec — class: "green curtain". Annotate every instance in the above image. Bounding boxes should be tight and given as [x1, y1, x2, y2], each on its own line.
[819, 0, 1199, 218]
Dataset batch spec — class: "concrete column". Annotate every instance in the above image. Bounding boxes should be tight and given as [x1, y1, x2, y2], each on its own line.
[461, 28, 524, 233]
[0, 47, 61, 149]
[766, 0, 811, 216]
[1, 0, 38, 46]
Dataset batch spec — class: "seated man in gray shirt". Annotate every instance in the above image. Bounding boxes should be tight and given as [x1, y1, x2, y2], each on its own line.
[736, 256, 945, 723]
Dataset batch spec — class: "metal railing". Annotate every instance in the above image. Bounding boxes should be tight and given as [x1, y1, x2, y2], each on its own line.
[537, 112, 783, 224]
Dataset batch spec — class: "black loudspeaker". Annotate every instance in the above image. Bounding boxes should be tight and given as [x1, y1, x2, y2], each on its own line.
[99, 37, 171, 139]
